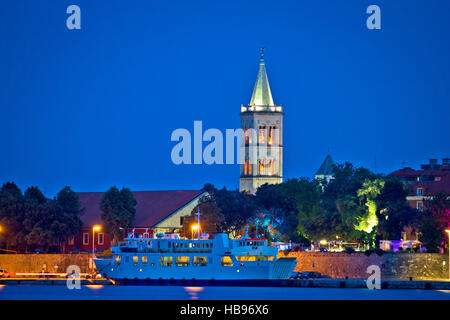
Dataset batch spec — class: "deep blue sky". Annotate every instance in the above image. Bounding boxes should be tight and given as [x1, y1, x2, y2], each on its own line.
[1, 0, 449, 197]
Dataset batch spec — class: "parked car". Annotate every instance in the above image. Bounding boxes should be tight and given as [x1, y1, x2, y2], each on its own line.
[0, 269, 11, 278]
[289, 272, 301, 280]
[299, 271, 331, 279]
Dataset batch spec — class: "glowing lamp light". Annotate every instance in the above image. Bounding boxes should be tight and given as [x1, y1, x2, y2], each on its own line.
[192, 225, 199, 231]
[319, 239, 327, 245]
[93, 225, 101, 232]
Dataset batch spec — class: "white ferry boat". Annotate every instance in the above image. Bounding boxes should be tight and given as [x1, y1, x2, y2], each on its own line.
[94, 228, 296, 284]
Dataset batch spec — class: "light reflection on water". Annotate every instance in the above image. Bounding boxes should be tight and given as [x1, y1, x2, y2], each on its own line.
[86, 285, 104, 290]
[184, 287, 204, 300]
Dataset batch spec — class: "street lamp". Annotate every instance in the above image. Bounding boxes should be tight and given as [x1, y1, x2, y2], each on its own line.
[446, 229, 450, 279]
[92, 225, 101, 262]
[191, 225, 198, 240]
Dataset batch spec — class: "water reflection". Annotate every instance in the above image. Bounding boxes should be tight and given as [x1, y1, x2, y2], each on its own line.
[184, 286, 204, 300]
[85, 285, 104, 290]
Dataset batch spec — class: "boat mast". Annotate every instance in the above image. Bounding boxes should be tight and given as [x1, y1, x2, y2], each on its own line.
[196, 207, 201, 240]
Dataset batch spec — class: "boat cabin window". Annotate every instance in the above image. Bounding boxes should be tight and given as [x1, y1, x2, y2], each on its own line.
[221, 256, 233, 267]
[175, 256, 190, 266]
[194, 257, 208, 266]
[133, 256, 139, 266]
[142, 256, 148, 265]
[114, 255, 121, 265]
[160, 256, 173, 267]
[235, 255, 274, 261]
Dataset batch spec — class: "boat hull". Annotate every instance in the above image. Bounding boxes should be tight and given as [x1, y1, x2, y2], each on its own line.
[94, 257, 274, 281]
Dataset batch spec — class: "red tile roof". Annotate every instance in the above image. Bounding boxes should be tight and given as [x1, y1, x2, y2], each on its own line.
[388, 167, 450, 196]
[77, 190, 206, 228]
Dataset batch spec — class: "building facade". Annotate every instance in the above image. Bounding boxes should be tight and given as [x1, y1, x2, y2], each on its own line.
[239, 49, 283, 194]
[388, 158, 450, 211]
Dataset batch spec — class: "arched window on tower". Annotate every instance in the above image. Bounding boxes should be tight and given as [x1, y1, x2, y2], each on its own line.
[259, 159, 267, 175]
[258, 125, 267, 144]
[268, 159, 277, 176]
[244, 124, 248, 144]
[244, 160, 248, 175]
[268, 125, 277, 145]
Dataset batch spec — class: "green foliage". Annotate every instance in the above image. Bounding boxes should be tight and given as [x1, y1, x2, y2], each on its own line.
[188, 185, 256, 238]
[418, 192, 450, 252]
[100, 186, 137, 244]
[195, 162, 431, 248]
[180, 198, 225, 238]
[255, 178, 321, 243]
[0, 183, 83, 252]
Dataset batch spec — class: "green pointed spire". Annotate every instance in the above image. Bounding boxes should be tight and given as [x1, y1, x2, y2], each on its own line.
[249, 48, 275, 107]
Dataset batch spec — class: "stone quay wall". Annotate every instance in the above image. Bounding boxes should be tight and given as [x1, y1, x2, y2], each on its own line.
[1, 252, 448, 280]
[279, 251, 449, 280]
[0, 254, 91, 274]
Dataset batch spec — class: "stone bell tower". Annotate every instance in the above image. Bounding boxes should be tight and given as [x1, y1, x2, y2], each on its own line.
[239, 49, 283, 194]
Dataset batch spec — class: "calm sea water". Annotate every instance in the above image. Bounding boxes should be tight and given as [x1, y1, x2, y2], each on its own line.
[1, 285, 450, 300]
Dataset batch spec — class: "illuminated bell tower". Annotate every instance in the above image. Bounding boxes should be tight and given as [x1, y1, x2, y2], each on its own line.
[239, 49, 283, 194]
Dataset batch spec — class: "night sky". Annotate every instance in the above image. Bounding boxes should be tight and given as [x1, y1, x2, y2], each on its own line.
[1, 0, 449, 197]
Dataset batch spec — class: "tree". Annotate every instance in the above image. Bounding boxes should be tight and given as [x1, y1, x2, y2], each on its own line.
[319, 163, 380, 243]
[179, 199, 224, 239]
[100, 186, 137, 245]
[54, 186, 84, 252]
[22, 186, 84, 252]
[418, 192, 450, 252]
[255, 178, 321, 244]
[0, 182, 26, 250]
[375, 178, 419, 240]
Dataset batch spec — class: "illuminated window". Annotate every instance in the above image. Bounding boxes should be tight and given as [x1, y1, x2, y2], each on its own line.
[98, 233, 104, 245]
[258, 125, 267, 144]
[142, 256, 148, 265]
[133, 256, 139, 266]
[114, 255, 121, 265]
[68, 237, 74, 246]
[268, 126, 277, 145]
[244, 160, 248, 175]
[175, 256, 190, 266]
[194, 257, 208, 266]
[83, 233, 89, 245]
[417, 201, 423, 211]
[160, 256, 173, 266]
[221, 256, 233, 267]
[244, 124, 248, 144]
[249, 162, 252, 175]
[259, 159, 267, 175]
